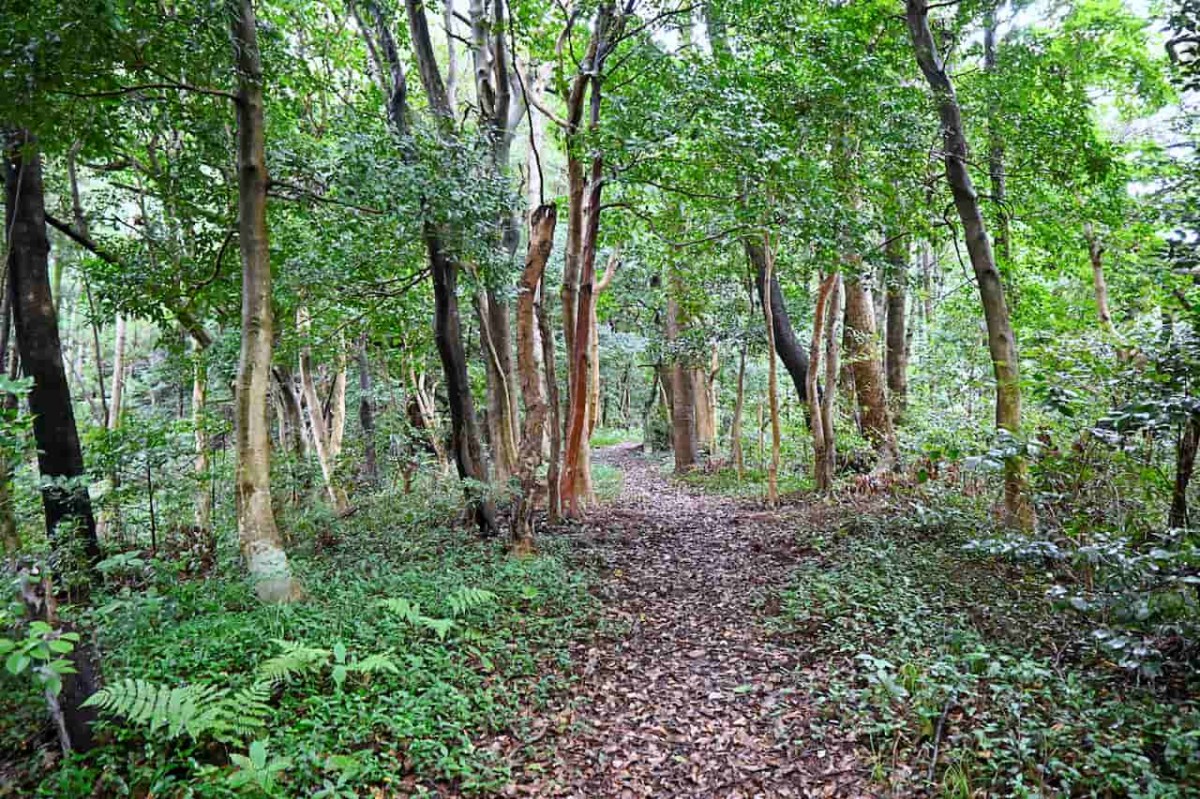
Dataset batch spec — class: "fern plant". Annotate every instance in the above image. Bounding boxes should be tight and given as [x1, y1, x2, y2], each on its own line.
[256, 640, 332, 682]
[446, 587, 497, 618]
[83, 678, 272, 742]
[86, 641, 398, 742]
[255, 639, 398, 686]
[378, 587, 497, 641]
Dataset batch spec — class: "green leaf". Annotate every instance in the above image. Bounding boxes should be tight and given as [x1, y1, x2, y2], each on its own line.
[5, 651, 30, 675]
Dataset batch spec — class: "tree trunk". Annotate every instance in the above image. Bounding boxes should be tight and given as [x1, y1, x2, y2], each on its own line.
[0, 321, 17, 552]
[401, 0, 498, 535]
[762, 240, 782, 504]
[746, 240, 809, 403]
[408, 367, 450, 474]
[884, 236, 909, 415]
[272, 366, 306, 457]
[821, 277, 842, 482]
[429, 234, 498, 535]
[808, 273, 841, 493]
[231, 0, 299, 602]
[665, 270, 699, 473]
[513, 204, 557, 551]
[538, 280, 562, 523]
[844, 274, 899, 468]
[5, 134, 100, 568]
[327, 344, 347, 462]
[907, 0, 1036, 530]
[1171, 414, 1199, 529]
[1084, 222, 1113, 331]
[588, 250, 621, 435]
[443, 0, 458, 111]
[358, 332, 379, 486]
[193, 346, 211, 534]
[5, 133, 102, 752]
[730, 345, 747, 477]
[106, 316, 127, 429]
[478, 290, 519, 482]
[560, 9, 618, 516]
[297, 308, 350, 515]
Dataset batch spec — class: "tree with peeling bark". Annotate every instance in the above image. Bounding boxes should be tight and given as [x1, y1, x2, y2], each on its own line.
[513, 203, 557, 551]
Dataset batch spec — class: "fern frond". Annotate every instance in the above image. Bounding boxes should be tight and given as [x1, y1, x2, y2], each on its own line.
[377, 597, 422, 624]
[350, 653, 400, 675]
[83, 678, 250, 742]
[256, 639, 330, 682]
[418, 616, 456, 640]
[446, 587, 497, 618]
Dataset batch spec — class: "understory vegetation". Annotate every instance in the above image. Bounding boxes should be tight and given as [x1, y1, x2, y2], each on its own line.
[5, 480, 594, 796]
[778, 488, 1200, 797]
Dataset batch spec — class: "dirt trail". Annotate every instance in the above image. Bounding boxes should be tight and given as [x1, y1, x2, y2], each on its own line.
[494, 444, 867, 798]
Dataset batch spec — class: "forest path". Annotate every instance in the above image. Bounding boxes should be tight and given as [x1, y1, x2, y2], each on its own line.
[491, 444, 867, 798]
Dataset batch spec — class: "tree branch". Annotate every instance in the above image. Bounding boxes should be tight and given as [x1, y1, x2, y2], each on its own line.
[53, 83, 238, 102]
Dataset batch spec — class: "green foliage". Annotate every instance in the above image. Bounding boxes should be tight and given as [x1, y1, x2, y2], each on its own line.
[23, 485, 596, 797]
[0, 619, 79, 699]
[83, 678, 272, 742]
[780, 503, 1200, 797]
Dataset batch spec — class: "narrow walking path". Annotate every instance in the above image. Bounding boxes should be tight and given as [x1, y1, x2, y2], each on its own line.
[494, 444, 868, 798]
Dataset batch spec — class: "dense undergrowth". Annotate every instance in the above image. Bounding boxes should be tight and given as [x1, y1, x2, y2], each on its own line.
[775, 488, 1200, 798]
[2, 481, 596, 797]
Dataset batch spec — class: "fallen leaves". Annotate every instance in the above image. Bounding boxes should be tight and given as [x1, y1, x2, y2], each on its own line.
[462, 445, 869, 797]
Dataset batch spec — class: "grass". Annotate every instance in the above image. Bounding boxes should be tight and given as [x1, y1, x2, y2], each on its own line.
[776, 493, 1200, 797]
[680, 464, 814, 498]
[589, 427, 642, 448]
[11, 482, 597, 798]
[591, 463, 624, 503]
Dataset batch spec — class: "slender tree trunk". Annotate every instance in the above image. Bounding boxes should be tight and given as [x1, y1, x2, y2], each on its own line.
[5, 133, 102, 751]
[762, 240, 781, 504]
[561, 193, 601, 509]
[588, 250, 621, 435]
[444, 0, 458, 110]
[884, 235, 909, 415]
[272, 367, 306, 457]
[666, 276, 698, 473]
[231, 0, 299, 601]
[429, 235, 498, 534]
[808, 273, 840, 493]
[1084, 222, 1113, 331]
[822, 278, 843, 482]
[401, 0, 498, 535]
[297, 307, 349, 515]
[746, 240, 810, 403]
[844, 274, 899, 468]
[358, 332, 378, 486]
[66, 147, 109, 427]
[477, 290, 519, 482]
[193, 346, 211, 533]
[1171, 414, 1199, 529]
[106, 316, 126, 429]
[0, 326, 17, 553]
[513, 205, 557, 551]
[538, 282, 562, 522]
[560, 9, 619, 516]
[730, 344, 747, 477]
[408, 367, 451, 475]
[327, 345, 347, 462]
[907, 0, 1036, 530]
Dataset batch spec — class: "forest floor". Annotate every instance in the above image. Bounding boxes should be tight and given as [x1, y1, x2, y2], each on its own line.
[484, 444, 870, 798]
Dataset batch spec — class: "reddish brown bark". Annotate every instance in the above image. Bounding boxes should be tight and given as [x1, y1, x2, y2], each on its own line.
[513, 205, 557, 550]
